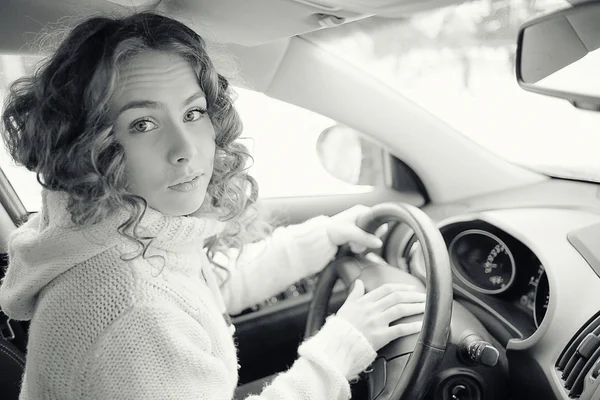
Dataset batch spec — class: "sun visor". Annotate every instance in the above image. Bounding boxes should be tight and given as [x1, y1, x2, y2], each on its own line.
[155, 0, 459, 46]
[289, 0, 450, 17]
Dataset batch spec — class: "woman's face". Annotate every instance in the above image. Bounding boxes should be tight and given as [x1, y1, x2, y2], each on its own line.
[110, 50, 216, 216]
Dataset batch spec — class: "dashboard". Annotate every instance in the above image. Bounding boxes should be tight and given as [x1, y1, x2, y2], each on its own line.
[397, 219, 549, 340]
[386, 206, 600, 400]
[236, 188, 600, 400]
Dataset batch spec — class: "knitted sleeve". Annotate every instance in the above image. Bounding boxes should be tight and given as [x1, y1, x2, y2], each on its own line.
[79, 303, 376, 400]
[218, 216, 338, 315]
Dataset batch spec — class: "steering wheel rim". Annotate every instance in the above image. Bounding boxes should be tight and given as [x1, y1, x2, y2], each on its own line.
[304, 203, 453, 400]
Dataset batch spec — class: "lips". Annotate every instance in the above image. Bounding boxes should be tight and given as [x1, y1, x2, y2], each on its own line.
[169, 173, 202, 188]
[167, 175, 204, 193]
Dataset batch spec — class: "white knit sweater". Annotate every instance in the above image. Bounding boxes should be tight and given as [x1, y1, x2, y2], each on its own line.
[0, 190, 377, 399]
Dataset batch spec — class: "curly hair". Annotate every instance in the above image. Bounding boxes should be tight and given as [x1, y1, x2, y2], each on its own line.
[1, 12, 271, 269]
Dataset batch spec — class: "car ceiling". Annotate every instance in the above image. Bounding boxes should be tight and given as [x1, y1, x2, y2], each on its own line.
[2, 0, 467, 54]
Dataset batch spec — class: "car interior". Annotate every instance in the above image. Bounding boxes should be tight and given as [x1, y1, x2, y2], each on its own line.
[1, 0, 600, 399]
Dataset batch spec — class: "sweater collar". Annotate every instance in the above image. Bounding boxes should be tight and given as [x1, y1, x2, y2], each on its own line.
[43, 189, 226, 252]
[0, 189, 225, 320]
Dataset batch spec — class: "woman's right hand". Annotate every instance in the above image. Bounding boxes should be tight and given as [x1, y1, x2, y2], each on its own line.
[336, 280, 426, 352]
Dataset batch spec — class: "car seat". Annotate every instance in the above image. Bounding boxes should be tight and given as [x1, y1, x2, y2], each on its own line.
[0, 324, 25, 399]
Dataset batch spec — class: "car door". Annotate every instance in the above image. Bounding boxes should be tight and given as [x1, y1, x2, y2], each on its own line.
[231, 87, 427, 384]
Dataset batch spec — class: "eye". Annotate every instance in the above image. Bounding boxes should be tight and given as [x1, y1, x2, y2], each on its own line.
[129, 119, 158, 133]
[183, 107, 207, 123]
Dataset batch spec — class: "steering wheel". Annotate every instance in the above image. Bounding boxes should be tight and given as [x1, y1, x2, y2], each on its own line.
[304, 203, 453, 400]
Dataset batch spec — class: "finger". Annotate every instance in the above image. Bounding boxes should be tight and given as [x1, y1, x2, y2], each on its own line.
[349, 243, 367, 254]
[346, 204, 370, 222]
[385, 321, 423, 341]
[374, 223, 389, 238]
[346, 279, 365, 302]
[362, 283, 420, 302]
[380, 303, 426, 324]
[340, 225, 383, 249]
[375, 290, 427, 310]
[332, 204, 369, 223]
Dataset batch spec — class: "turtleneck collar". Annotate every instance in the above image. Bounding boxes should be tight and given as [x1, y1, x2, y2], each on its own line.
[0, 189, 226, 320]
[44, 189, 226, 251]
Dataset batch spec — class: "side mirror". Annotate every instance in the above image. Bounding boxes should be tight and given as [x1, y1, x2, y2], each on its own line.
[316, 125, 385, 186]
[516, 0, 600, 111]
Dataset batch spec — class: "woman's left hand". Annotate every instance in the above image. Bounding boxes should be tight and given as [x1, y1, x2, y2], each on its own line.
[326, 205, 386, 253]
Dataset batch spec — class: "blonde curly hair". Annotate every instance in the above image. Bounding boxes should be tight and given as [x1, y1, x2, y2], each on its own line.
[1, 12, 271, 269]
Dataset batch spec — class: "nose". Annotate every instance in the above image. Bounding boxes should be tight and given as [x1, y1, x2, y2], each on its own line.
[166, 121, 199, 165]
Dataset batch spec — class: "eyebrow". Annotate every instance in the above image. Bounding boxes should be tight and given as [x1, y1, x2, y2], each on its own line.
[117, 92, 206, 116]
[183, 92, 206, 107]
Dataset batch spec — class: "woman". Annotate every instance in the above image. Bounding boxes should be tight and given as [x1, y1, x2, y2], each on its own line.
[0, 12, 426, 399]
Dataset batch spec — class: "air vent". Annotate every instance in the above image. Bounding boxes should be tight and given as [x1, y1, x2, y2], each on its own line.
[556, 312, 600, 398]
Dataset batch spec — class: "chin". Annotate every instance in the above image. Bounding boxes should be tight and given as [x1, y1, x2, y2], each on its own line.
[151, 193, 207, 217]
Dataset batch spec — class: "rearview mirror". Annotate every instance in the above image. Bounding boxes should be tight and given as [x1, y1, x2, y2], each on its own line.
[316, 125, 385, 187]
[516, 0, 600, 111]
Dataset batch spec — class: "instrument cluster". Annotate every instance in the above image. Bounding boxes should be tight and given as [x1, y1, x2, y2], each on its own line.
[400, 220, 549, 336]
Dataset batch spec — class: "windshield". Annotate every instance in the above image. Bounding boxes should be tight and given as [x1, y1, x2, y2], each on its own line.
[306, 0, 600, 183]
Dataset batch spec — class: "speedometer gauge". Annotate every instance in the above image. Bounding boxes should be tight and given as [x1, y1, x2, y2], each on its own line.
[449, 230, 516, 295]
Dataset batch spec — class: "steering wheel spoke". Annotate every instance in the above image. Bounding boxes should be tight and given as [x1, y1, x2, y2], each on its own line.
[367, 355, 410, 400]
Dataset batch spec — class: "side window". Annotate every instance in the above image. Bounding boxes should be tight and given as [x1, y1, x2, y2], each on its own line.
[234, 87, 381, 198]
